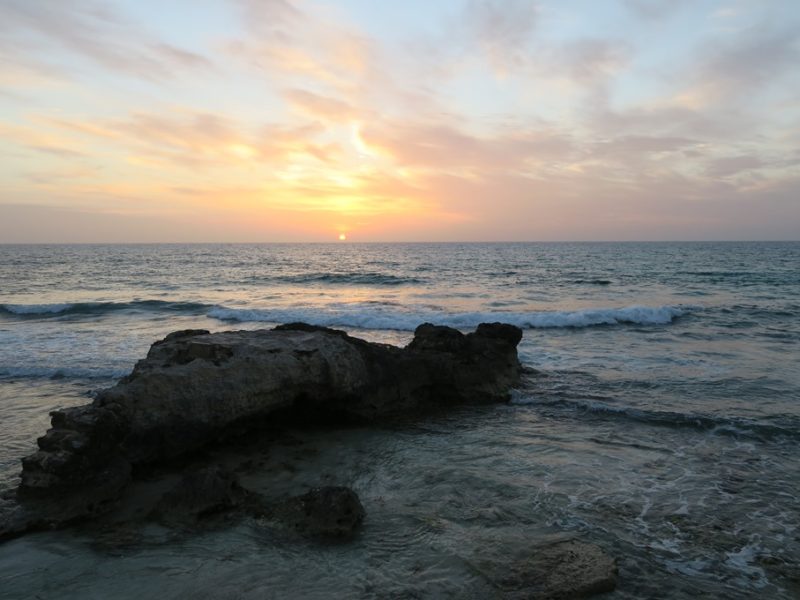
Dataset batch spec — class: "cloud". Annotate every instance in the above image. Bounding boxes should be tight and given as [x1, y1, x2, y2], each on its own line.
[360, 121, 575, 173]
[0, 203, 190, 243]
[228, 0, 381, 91]
[555, 39, 630, 85]
[234, 0, 303, 37]
[461, 0, 539, 72]
[284, 89, 365, 121]
[0, 122, 89, 161]
[705, 155, 764, 178]
[27, 145, 87, 159]
[48, 110, 333, 169]
[409, 2, 632, 100]
[623, 0, 689, 20]
[585, 102, 742, 140]
[673, 24, 800, 108]
[594, 135, 699, 156]
[0, 0, 213, 81]
[227, 0, 453, 141]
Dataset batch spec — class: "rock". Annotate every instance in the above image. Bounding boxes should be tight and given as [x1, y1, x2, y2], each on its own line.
[150, 466, 248, 527]
[148, 467, 365, 540]
[267, 486, 365, 539]
[21, 405, 127, 495]
[500, 541, 618, 599]
[4, 322, 521, 538]
[404, 322, 523, 406]
[0, 455, 131, 540]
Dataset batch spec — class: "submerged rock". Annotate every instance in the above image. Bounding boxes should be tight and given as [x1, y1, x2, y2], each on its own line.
[147, 464, 365, 539]
[500, 540, 618, 599]
[265, 486, 366, 539]
[145, 466, 366, 540]
[2, 322, 521, 539]
[150, 466, 249, 527]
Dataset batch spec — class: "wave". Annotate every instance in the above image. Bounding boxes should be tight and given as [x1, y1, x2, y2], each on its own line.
[0, 366, 129, 380]
[272, 272, 423, 286]
[0, 300, 212, 318]
[208, 304, 692, 331]
[720, 303, 800, 319]
[572, 279, 612, 285]
[511, 395, 799, 441]
[1, 299, 694, 331]
[0, 303, 75, 315]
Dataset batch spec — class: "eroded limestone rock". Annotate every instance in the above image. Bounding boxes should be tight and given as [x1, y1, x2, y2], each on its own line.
[2, 322, 521, 539]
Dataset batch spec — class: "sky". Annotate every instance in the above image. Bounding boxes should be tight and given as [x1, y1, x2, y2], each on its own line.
[0, 0, 798, 242]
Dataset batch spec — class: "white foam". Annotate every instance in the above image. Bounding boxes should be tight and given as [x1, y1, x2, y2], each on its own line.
[207, 304, 692, 331]
[664, 558, 710, 576]
[725, 543, 769, 589]
[1, 303, 75, 315]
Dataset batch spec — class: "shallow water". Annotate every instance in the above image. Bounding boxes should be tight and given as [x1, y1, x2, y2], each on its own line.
[1, 242, 798, 598]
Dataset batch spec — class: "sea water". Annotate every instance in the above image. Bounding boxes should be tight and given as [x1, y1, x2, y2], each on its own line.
[0, 242, 798, 598]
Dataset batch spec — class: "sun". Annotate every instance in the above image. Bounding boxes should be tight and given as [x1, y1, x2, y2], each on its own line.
[338, 233, 347, 241]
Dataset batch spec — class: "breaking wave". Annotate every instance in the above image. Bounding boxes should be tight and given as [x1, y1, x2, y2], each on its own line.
[0, 300, 212, 318]
[208, 304, 693, 331]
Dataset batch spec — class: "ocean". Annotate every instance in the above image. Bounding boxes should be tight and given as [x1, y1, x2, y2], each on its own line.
[0, 242, 798, 598]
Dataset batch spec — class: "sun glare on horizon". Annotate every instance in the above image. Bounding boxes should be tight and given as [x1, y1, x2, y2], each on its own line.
[339, 233, 347, 241]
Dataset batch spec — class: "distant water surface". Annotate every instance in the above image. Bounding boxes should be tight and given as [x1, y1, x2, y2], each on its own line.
[0, 242, 798, 598]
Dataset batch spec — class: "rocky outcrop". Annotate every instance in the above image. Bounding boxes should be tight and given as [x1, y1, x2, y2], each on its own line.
[2, 322, 521, 538]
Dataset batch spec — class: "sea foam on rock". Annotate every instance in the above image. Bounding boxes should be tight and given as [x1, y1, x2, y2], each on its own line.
[2, 322, 522, 538]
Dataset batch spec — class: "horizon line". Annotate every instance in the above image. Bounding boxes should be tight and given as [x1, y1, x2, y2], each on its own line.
[1, 240, 799, 245]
